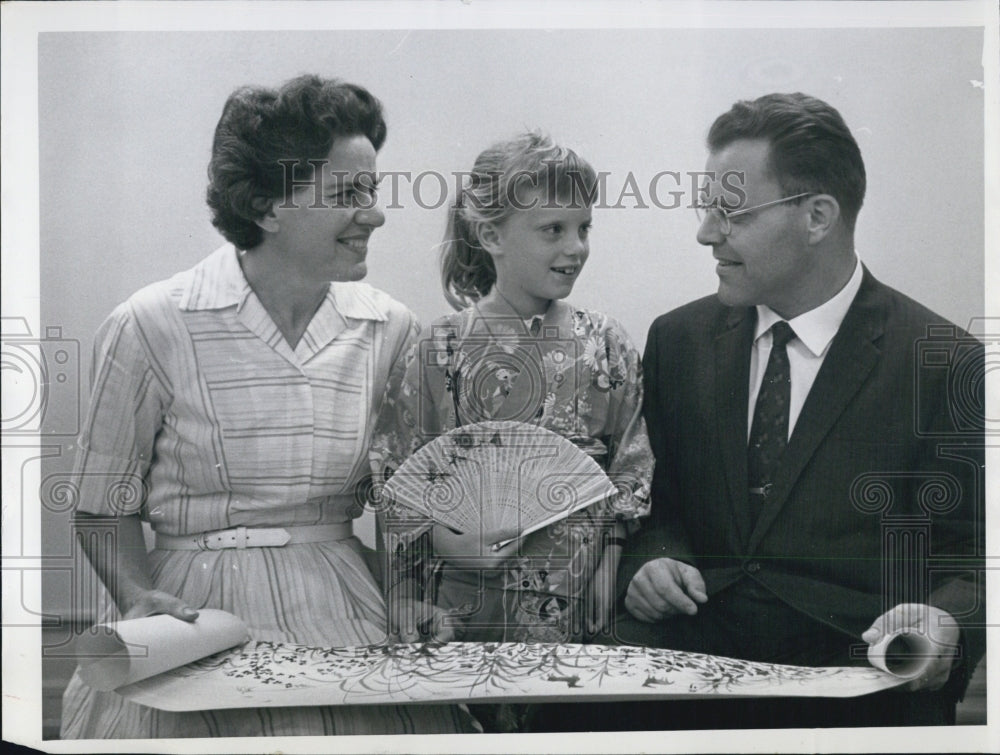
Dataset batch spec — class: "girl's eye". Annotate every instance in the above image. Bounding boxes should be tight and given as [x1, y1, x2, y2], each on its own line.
[544, 224, 564, 235]
[580, 223, 592, 237]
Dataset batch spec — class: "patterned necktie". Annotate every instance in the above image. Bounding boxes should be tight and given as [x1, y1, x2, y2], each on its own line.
[748, 321, 796, 508]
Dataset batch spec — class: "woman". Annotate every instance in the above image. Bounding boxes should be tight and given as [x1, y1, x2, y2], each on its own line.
[61, 75, 475, 738]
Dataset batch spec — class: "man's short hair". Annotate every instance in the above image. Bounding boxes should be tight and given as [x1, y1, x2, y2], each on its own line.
[707, 93, 866, 231]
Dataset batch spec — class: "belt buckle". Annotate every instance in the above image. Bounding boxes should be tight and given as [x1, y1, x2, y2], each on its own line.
[198, 527, 243, 550]
[197, 525, 288, 549]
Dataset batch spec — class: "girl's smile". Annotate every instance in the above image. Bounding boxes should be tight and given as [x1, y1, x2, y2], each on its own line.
[480, 188, 592, 317]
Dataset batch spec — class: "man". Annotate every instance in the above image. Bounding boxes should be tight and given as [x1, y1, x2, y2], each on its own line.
[611, 93, 985, 729]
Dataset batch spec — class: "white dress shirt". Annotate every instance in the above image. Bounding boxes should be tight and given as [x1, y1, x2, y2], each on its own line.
[748, 258, 864, 441]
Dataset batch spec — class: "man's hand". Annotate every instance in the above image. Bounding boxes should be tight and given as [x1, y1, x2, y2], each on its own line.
[862, 603, 960, 691]
[624, 557, 708, 622]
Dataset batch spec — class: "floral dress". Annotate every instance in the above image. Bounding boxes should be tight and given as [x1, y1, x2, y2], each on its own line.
[370, 300, 653, 644]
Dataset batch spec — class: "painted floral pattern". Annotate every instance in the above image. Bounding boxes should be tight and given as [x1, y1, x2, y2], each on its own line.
[120, 640, 905, 711]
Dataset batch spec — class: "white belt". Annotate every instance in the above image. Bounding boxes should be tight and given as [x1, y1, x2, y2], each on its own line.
[155, 523, 354, 551]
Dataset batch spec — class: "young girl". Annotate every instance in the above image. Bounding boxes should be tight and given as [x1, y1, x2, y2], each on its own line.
[370, 132, 652, 658]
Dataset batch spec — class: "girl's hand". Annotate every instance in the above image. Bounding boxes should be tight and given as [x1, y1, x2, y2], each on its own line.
[121, 588, 199, 622]
[430, 524, 520, 570]
[585, 543, 622, 638]
[389, 597, 458, 643]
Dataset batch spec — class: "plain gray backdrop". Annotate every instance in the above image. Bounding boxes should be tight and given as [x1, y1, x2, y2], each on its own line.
[37, 26, 985, 613]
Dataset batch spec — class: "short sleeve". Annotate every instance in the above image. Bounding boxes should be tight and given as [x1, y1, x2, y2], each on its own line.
[72, 304, 170, 517]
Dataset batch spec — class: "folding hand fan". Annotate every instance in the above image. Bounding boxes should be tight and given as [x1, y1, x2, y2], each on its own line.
[381, 421, 617, 548]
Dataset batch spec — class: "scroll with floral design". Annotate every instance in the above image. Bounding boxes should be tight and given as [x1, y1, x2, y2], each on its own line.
[113, 638, 914, 711]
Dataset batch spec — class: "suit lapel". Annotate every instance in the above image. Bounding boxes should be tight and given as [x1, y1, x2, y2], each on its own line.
[714, 307, 756, 548]
[747, 270, 886, 551]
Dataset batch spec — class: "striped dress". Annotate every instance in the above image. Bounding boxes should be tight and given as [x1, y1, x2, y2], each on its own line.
[61, 245, 475, 738]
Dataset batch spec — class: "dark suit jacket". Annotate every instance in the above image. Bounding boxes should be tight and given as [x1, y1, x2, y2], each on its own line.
[621, 268, 985, 690]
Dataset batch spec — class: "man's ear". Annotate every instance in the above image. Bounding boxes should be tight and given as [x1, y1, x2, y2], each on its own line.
[252, 196, 280, 234]
[805, 195, 840, 245]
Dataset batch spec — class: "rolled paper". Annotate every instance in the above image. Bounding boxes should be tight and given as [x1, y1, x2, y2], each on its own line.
[118, 641, 912, 711]
[866, 628, 937, 679]
[76, 609, 249, 691]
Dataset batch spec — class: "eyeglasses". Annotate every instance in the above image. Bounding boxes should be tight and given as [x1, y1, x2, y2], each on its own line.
[694, 192, 816, 235]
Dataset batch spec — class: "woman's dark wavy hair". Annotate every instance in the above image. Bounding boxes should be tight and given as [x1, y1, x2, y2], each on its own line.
[206, 74, 387, 250]
[707, 92, 866, 231]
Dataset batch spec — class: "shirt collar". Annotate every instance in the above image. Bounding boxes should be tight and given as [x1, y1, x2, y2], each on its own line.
[754, 256, 864, 357]
[178, 244, 252, 311]
[327, 282, 389, 322]
[178, 244, 387, 322]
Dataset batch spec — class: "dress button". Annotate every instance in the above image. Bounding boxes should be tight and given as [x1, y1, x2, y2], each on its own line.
[746, 561, 761, 574]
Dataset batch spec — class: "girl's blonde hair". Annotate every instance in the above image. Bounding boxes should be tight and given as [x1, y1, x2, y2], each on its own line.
[441, 131, 598, 309]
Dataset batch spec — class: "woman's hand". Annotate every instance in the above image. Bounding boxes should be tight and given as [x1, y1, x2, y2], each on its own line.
[430, 523, 520, 570]
[74, 513, 199, 623]
[121, 588, 199, 622]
